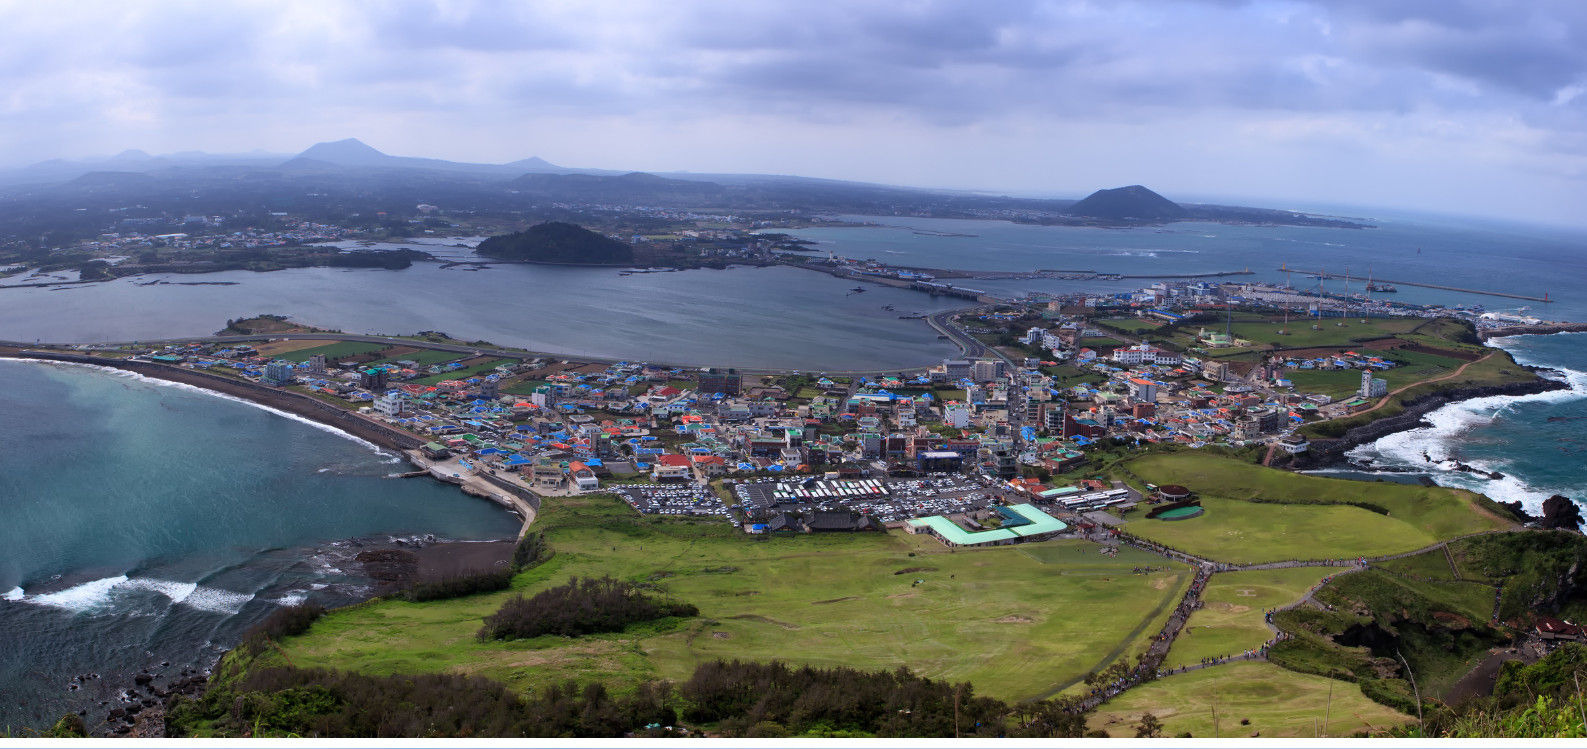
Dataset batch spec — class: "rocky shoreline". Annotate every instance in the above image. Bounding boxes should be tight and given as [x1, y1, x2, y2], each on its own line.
[1283, 377, 1568, 471]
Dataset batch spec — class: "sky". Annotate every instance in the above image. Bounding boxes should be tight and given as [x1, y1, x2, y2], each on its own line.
[3, 0, 1586, 227]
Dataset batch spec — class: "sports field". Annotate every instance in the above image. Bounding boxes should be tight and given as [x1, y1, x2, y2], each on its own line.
[1126, 496, 1436, 564]
[1165, 567, 1333, 669]
[266, 494, 1192, 702]
[1088, 661, 1410, 737]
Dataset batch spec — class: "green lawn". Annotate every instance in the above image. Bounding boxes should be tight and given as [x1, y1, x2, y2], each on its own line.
[410, 359, 512, 386]
[1284, 369, 1367, 398]
[1088, 661, 1410, 738]
[1225, 317, 1423, 349]
[273, 341, 389, 362]
[370, 348, 463, 367]
[1126, 496, 1437, 564]
[267, 494, 1191, 703]
[1098, 317, 1166, 335]
[1166, 567, 1334, 669]
[1374, 548, 1459, 581]
[1128, 454, 1510, 543]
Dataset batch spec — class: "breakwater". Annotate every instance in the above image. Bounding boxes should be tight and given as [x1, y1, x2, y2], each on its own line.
[1284, 268, 1554, 303]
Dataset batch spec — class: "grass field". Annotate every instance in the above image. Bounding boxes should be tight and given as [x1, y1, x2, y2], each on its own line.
[265, 494, 1192, 702]
[1127, 454, 1510, 544]
[410, 359, 511, 386]
[1225, 317, 1423, 350]
[1125, 496, 1438, 564]
[273, 341, 390, 363]
[1374, 548, 1460, 581]
[1165, 567, 1334, 669]
[1097, 317, 1166, 335]
[1088, 661, 1410, 738]
[252, 339, 331, 357]
[370, 348, 464, 367]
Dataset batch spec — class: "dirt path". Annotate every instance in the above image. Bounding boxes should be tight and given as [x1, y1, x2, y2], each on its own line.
[1336, 352, 1496, 419]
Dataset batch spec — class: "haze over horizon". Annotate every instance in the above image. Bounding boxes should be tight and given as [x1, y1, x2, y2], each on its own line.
[5, 1, 1587, 228]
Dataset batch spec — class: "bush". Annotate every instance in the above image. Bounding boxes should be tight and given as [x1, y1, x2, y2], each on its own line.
[401, 568, 513, 603]
[511, 532, 546, 571]
[478, 576, 697, 641]
[247, 603, 327, 643]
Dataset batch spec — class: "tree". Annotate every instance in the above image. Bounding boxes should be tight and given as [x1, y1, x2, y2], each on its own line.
[1134, 712, 1163, 738]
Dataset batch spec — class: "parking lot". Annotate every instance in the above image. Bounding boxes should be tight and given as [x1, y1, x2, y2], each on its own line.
[732, 474, 1003, 523]
[614, 484, 732, 521]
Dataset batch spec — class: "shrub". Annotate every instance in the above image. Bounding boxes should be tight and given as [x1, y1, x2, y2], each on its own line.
[478, 576, 697, 641]
[401, 568, 513, 603]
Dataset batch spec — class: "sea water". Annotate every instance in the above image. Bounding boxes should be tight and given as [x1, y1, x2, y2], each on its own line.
[0, 359, 520, 729]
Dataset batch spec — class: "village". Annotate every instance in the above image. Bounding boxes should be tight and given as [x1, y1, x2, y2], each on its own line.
[95, 269, 1518, 552]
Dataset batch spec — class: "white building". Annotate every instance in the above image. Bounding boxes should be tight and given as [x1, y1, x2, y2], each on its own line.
[374, 391, 406, 417]
[1111, 343, 1181, 366]
[944, 401, 971, 429]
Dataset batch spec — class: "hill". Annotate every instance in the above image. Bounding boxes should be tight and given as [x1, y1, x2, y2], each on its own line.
[1068, 185, 1187, 221]
[474, 222, 635, 265]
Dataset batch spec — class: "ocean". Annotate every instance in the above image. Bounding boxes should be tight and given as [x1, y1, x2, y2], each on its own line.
[0, 359, 520, 729]
[1, 211, 1584, 728]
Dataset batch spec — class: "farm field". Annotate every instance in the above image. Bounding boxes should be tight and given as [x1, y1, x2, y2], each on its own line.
[272, 341, 389, 363]
[1165, 567, 1335, 669]
[1088, 661, 1410, 738]
[265, 493, 1191, 703]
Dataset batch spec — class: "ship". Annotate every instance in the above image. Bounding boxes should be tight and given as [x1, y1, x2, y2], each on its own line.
[850, 286, 867, 293]
[1365, 282, 1397, 293]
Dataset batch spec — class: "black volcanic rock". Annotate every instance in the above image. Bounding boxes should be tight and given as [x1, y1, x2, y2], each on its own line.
[1069, 184, 1186, 220]
[476, 222, 635, 265]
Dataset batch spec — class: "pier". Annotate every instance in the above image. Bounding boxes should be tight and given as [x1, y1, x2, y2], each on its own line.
[1283, 269, 1552, 303]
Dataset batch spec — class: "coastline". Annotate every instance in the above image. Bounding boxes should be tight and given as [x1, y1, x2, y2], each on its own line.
[1282, 331, 1578, 477]
[0, 349, 539, 534]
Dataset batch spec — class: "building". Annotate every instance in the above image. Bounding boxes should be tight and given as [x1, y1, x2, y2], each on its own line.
[263, 360, 295, 386]
[479, 377, 499, 399]
[972, 359, 1005, 382]
[698, 368, 742, 396]
[943, 359, 972, 380]
[374, 391, 405, 417]
[1360, 370, 1388, 398]
[567, 461, 599, 492]
[306, 354, 327, 375]
[359, 368, 388, 390]
[1111, 343, 1182, 366]
[1128, 377, 1157, 403]
[652, 453, 694, 482]
[944, 401, 971, 429]
[905, 504, 1068, 547]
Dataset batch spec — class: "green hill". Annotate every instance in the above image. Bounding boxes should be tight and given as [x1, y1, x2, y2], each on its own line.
[475, 222, 634, 265]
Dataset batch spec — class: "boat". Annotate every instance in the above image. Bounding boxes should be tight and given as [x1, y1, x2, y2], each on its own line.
[1366, 283, 1397, 293]
[850, 286, 867, 293]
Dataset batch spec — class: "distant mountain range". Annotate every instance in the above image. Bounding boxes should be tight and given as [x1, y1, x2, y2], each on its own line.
[0, 138, 1370, 229]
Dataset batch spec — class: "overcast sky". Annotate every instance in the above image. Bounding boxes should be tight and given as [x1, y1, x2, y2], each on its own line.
[4, 0, 1586, 226]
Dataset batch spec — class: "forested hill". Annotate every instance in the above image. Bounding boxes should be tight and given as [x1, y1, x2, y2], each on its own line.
[475, 222, 635, 265]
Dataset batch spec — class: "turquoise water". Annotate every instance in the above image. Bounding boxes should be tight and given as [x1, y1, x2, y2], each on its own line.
[1348, 332, 1587, 513]
[0, 359, 520, 729]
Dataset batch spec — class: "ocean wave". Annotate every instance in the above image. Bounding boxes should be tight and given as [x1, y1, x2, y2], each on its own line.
[25, 575, 129, 611]
[10, 358, 395, 459]
[3, 587, 23, 601]
[274, 594, 307, 607]
[19, 575, 254, 615]
[1349, 344, 1587, 512]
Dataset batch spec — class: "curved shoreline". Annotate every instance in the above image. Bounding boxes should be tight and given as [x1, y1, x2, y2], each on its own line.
[1285, 332, 1576, 478]
[0, 350, 539, 533]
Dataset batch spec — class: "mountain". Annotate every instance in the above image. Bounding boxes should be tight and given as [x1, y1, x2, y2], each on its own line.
[475, 222, 635, 265]
[287, 138, 570, 176]
[1068, 184, 1186, 221]
[295, 138, 392, 167]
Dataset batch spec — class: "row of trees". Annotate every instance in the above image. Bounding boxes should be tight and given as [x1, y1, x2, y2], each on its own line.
[478, 575, 698, 641]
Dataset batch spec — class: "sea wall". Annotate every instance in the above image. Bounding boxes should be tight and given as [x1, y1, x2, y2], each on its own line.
[1283, 378, 1569, 470]
[0, 351, 423, 453]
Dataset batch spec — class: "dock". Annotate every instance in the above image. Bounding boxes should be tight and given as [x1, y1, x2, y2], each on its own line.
[1283, 269, 1552, 303]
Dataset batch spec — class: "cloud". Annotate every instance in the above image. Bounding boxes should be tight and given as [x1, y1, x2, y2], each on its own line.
[0, 0, 1584, 224]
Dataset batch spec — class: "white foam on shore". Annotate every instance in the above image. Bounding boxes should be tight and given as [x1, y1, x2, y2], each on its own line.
[10, 358, 395, 459]
[3, 587, 23, 601]
[1348, 338, 1587, 514]
[275, 594, 307, 607]
[20, 575, 254, 615]
[27, 575, 129, 611]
